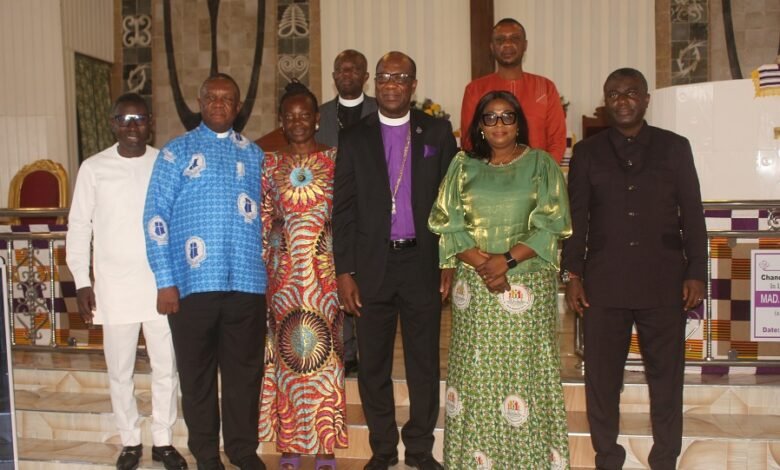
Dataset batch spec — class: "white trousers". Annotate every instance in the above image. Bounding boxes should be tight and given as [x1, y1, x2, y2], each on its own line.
[102, 316, 178, 447]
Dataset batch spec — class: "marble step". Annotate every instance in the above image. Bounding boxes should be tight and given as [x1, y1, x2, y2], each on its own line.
[17, 436, 596, 470]
[17, 437, 372, 469]
[14, 389, 780, 467]
[13, 391, 440, 460]
[14, 361, 780, 416]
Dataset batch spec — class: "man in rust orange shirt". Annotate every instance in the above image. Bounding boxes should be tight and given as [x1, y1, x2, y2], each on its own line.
[460, 18, 566, 163]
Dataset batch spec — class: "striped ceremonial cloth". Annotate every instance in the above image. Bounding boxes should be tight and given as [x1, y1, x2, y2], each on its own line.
[752, 63, 780, 97]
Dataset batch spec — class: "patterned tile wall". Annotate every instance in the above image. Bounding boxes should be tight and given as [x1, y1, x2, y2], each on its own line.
[276, 0, 312, 103]
[670, 0, 709, 85]
[121, 0, 153, 108]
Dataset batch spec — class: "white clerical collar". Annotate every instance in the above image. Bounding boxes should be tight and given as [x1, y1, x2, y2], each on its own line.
[378, 111, 410, 126]
[338, 93, 365, 107]
[215, 130, 230, 139]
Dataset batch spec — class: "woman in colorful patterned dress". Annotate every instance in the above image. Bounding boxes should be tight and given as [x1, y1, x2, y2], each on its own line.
[259, 81, 347, 470]
[428, 90, 572, 469]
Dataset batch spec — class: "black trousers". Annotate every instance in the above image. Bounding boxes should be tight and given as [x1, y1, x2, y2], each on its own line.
[343, 312, 358, 362]
[356, 247, 441, 457]
[168, 291, 266, 464]
[584, 305, 686, 470]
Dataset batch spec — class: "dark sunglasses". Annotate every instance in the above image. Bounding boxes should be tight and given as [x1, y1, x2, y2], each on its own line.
[481, 111, 517, 127]
[112, 114, 150, 127]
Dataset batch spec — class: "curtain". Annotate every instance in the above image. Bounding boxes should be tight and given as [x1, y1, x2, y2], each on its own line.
[75, 53, 113, 163]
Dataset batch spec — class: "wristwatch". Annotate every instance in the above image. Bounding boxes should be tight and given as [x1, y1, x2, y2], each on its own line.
[504, 251, 518, 269]
[560, 270, 580, 284]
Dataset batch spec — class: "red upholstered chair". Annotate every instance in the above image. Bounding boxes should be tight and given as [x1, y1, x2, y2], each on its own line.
[8, 159, 69, 224]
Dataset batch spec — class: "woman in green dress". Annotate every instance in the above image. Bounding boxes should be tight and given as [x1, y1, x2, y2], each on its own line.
[428, 90, 572, 469]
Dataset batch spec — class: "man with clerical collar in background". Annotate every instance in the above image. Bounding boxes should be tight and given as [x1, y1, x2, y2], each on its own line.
[333, 51, 457, 470]
[561, 68, 707, 470]
[316, 48, 378, 377]
[67, 93, 187, 470]
[316, 49, 378, 148]
[144, 73, 268, 470]
[460, 17, 567, 163]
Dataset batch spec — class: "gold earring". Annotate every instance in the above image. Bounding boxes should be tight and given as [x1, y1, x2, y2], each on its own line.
[316, 123, 320, 131]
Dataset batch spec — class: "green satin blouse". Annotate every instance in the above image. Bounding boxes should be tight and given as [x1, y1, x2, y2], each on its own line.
[428, 149, 572, 272]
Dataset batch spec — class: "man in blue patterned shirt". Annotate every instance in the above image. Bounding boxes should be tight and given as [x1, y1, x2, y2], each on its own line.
[144, 74, 267, 470]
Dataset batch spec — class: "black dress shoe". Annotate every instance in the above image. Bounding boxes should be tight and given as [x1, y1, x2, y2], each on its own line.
[233, 454, 267, 470]
[344, 359, 359, 376]
[152, 445, 188, 469]
[364, 454, 399, 470]
[196, 459, 225, 470]
[405, 452, 444, 470]
[116, 444, 142, 470]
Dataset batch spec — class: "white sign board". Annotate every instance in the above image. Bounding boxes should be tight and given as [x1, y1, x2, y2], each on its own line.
[751, 250, 780, 341]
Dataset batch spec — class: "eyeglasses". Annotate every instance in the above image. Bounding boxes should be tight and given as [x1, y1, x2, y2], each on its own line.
[112, 114, 150, 127]
[375, 73, 414, 84]
[481, 111, 517, 127]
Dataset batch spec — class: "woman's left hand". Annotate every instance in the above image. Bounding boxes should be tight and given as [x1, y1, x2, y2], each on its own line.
[476, 252, 509, 283]
[485, 274, 510, 293]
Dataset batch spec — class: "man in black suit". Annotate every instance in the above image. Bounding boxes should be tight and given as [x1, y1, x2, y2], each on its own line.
[561, 68, 707, 470]
[316, 49, 377, 376]
[333, 51, 456, 470]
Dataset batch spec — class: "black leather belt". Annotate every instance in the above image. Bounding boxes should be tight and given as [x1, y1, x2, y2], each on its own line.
[389, 238, 416, 250]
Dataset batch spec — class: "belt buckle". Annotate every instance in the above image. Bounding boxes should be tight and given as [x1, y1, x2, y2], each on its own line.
[390, 238, 415, 250]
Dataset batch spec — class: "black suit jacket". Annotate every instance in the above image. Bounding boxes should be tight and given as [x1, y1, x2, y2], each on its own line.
[315, 96, 378, 148]
[332, 109, 457, 298]
[561, 124, 707, 309]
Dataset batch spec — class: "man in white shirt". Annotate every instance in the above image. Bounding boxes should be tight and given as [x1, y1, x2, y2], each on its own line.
[66, 93, 187, 470]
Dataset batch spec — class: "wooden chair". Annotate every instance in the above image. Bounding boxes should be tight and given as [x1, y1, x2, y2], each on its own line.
[8, 159, 69, 224]
[582, 106, 610, 139]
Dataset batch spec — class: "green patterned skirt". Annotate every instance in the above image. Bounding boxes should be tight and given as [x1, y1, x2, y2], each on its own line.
[444, 265, 569, 469]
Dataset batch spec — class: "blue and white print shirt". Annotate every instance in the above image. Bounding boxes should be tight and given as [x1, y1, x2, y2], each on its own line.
[143, 122, 266, 297]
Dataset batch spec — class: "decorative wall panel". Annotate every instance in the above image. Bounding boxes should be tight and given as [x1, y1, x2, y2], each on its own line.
[670, 0, 709, 85]
[152, 0, 280, 145]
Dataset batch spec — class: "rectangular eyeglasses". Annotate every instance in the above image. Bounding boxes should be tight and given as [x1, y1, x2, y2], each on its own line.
[481, 111, 517, 127]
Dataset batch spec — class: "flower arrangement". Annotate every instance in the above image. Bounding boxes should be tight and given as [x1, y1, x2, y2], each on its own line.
[411, 98, 450, 120]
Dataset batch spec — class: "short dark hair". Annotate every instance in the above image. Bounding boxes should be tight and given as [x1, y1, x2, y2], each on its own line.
[493, 17, 526, 37]
[604, 68, 648, 93]
[200, 73, 241, 98]
[112, 92, 149, 115]
[334, 49, 367, 71]
[278, 79, 319, 115]
[376, 51, 417, 78]
[467, 90, 529, 160]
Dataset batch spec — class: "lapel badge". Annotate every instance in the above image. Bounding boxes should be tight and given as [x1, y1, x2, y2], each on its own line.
[416, 126, 422, 134]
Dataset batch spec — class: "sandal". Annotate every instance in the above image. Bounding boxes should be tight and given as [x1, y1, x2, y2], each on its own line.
[279, 454, 301, 470]
[315, 456, 337, 470]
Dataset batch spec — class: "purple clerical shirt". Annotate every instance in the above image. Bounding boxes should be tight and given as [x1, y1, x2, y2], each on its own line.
[380, 119, 415, 240]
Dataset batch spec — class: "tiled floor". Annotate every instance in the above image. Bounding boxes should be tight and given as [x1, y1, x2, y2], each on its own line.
[11, 301, 780, 469]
